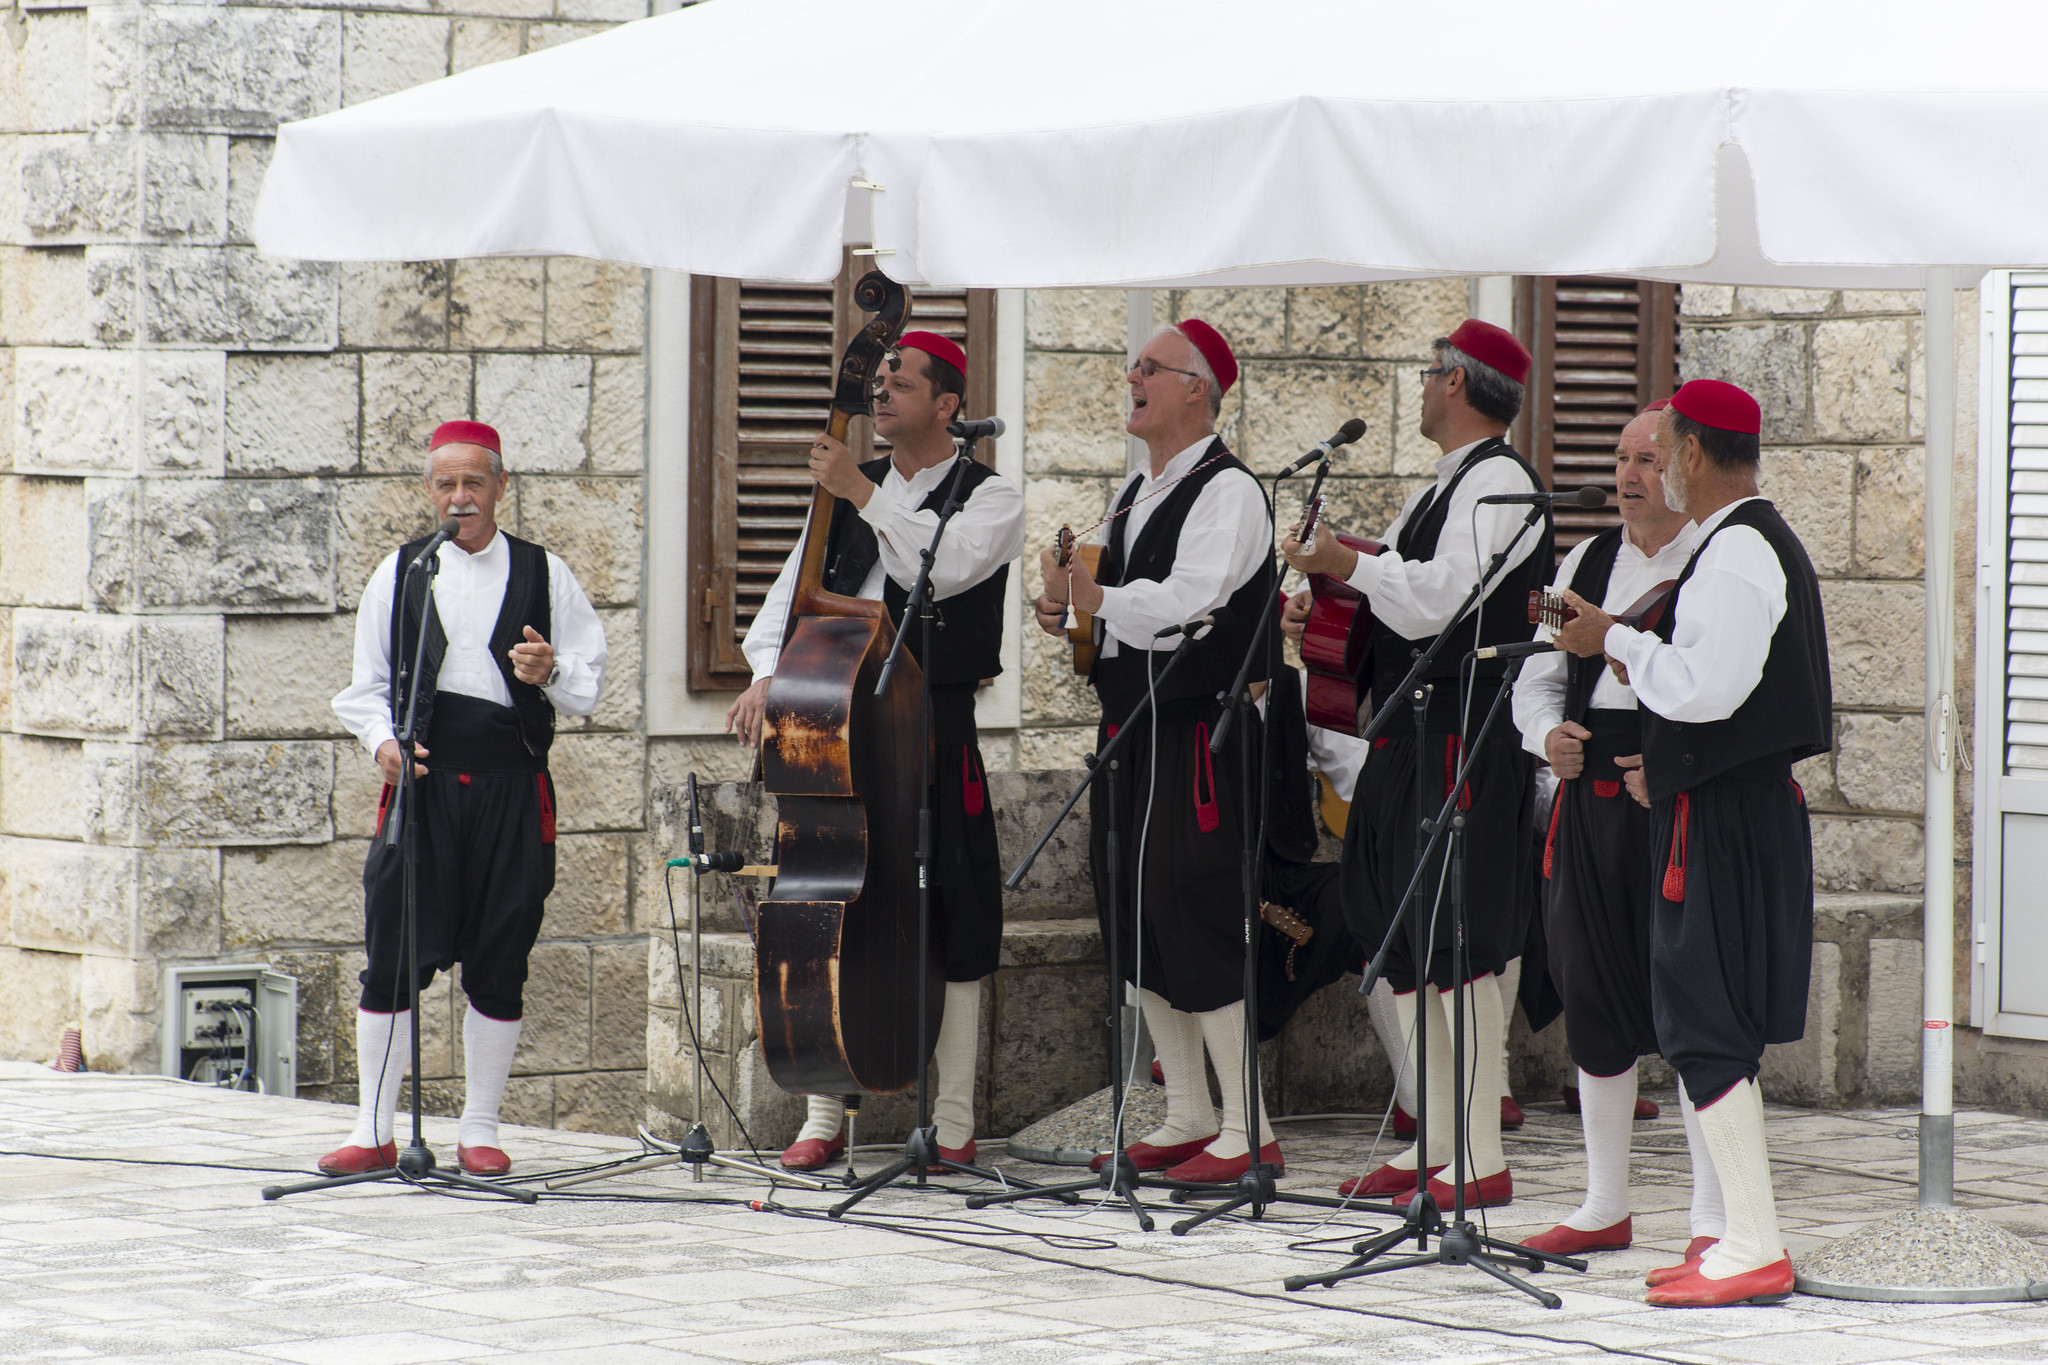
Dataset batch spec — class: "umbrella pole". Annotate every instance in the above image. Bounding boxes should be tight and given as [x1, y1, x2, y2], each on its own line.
[1920, 266, 1957, 1208]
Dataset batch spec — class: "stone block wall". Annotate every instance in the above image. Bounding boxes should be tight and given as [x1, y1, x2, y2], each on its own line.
[0, 0, 655, 1137]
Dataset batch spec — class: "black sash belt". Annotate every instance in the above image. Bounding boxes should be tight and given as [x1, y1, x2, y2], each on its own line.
[1579, 707, 1643, 785]
[423, 691, 545, 775]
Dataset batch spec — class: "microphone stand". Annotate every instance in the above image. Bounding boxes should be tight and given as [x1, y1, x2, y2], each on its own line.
[265, 534, 534, 1205]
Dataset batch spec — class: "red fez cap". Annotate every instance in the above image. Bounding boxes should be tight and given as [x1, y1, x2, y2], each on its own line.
[1668, 380, 1761, 435]
[1175, 318, 1238, 394]
[1445, 319, 1531, 386]
[895, 330, 966, 377]
[430, 420, 500, 454]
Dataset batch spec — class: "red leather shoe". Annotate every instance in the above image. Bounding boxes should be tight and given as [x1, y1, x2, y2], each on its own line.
[780, 1128, 846, 1171]
[458, 1144, 511, 1176]
[915, 1138, 978, 1174]
[1392, 1104, 1416, 1138]
[1635, 1096, 1661, 1120]
[317, 1141, 397, 1176]
[1645, 1236, 1720, 1287]
[1337, 1161, 1443, 1198]
[1500, 1096, 1525, 1130]
[1521, 1216, 1631, 1255]
[1427, 1167, 1513, 1208]
[1163, 1142, 1284, 1183]
[1089, 1135, 1215, 1173]
[1646, 1254, 1794, 1306]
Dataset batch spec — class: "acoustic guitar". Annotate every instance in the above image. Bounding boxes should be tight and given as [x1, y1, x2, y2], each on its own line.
[1293, 479, 1381, 736]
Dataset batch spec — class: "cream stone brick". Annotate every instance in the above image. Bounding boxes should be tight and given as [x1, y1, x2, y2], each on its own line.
[137, 616, 226, 737]
[0, 734, 85, 839]
[1794, 750, 1839, 811]
[546, 258, 643, 353]
[1170, 288, 1285, 355]
[225, 354, 359, 476]
[92, 479, 336, 613]
[79, 952, 159, 1073]
[339, 260, 449, 350]
[450, 257, 544, 350]
[1734, 287, 1836, 316]
[223, 840, 366, 949]
[557, 0, 646, 20]
[226, 614, 354, 739]
[1023, 352, 1127, 476]
[131, 8, 341, 134]
[142, 134, 226, 242]
[1759, 938, 1839, 1104]
[590, 940, 646, 1069]
[136, 740, 333, 845]
[225, 137, 270, 246]
[341, 13, 449, 107]
[1865, 937, 1924, 1096]
[144, 248, 340, 350]
[515, 476, 638, 605]
[478, 354, 590, 472]
[0, 245, 91, 346]
[332, 740, 383, 840]
[361, 352, 469, 475]
[1908, 319, 1926, 443]
[0, 606, 15, 723]
[1316, 475, 1431, 544]
[335, 476, 442, 611]
[1836, 712, 1924, 815]
[553, 1068, 642, 1137]
[0, 947, 82, 1064]
[451, 19, 524, 74]
[84, 244, 135, 344]
[579, 606, 638, 733]
[1853, 447, 1924, 578]
[140, 847, 221, 956]
[6, 132, 136, 244]
[1020, 603, 1095, 729]
[142, 351, 227, 475]
[12, 607, 133, 736]
[1757, 449, 1854, 577]
[13, 347, 134, 474]
[0, 10, 88, 135]
[588, 356, 644, 475]
[515, 942, 590, 1072]
[0, 350, 12, 472]
[6, 836, 135, 954]
[1841, 289, 1921, 315]
[1360, 279, 1471, 359]
[1389, 367, 1437, 475]
[1813, 814, 1922, 893]
[545, 834, 628, 938]
[1680, 285, 1734, 318]
[1812, 318, 1910, 442]
[86, 6, 141, 130]
[81, 740, 139, 845]
[1822, 580, 1924, 709]
[0, 475, 85, 606]
[1285, 287, 1360, 357]
[1025, 289, 1126, 352]
[548, 732, 643, 832]
[1237, 360, 1393, 474]
[526, 22, 607, 52]
[1680, 323, 1806, 441]
[1016, 725, 1095, 770]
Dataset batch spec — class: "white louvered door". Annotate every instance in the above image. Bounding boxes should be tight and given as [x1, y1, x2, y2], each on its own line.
[1973, 271, 2048, 1035]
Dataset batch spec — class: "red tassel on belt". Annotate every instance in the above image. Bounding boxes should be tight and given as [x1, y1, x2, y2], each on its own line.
[1192, 722, 1220, 833]
[962, 748, 986, 817]
[1661, 791, 1690, 901]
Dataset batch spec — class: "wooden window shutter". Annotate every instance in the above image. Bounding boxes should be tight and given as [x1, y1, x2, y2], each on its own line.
[687, 257, 997, 691]
[1512, 277, 1682, 557]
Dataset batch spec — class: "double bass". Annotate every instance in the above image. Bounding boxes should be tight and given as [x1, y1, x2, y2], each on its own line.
[753, 273, 938, 1097]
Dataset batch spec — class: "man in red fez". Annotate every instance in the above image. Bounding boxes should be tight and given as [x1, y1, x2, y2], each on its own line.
[1030, 320, 1283, 1184]
[324, 421, 609, 1178]
[1552, 378, 1830, 1306]
[728, 331, 1024, 1173]
[1511, 400, 1717, 1262]
[1279, 318, 1549, 1210]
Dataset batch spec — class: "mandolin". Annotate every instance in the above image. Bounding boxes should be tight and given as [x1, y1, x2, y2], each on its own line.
[1053, 525, 1103, 676]
[1293, 476, 1381, 736]
[1527, 579, 1678, 633]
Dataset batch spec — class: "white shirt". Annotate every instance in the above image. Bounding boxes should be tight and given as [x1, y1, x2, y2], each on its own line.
[1343, 438, 1545, 639]
[742, 456, 1026, 682]
[1088, 438, 1271, 657]
[333, 529, 607, 756]
[1602, 497, 1788, 724]
[1306, 720, 1370, 802]
[1514, 518, 1700, 759]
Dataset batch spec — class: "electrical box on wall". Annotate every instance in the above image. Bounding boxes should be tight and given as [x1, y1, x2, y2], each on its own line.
[160, 965, 298, 1097]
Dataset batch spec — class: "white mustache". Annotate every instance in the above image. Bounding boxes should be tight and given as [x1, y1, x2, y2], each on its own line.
[448, 503, 480, 515]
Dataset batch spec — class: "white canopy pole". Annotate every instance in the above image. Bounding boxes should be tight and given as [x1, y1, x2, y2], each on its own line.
[1921, 267, 1957, 1207]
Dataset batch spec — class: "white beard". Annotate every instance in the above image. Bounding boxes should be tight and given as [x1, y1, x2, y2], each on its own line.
[1661, 461, 1688, 515]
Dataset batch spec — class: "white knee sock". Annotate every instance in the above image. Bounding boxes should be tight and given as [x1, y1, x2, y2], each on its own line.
[932, 979, 982, 1149]
[1566, 1065, 1636, 1230]
[1383, 987, 1455, 1170]
[1195, 1000, 1272, 1160]
[1694, 1078, 1784, 1278]
[1365, 979, 1416, 1116]
[458, 1006, 523, 1150]
[345, 1008, 412, 1149]
[1678, 1076, 1728, 1240]
[1451, 974, 1507, 1180]
[1496, 958, 1521, 1101]
[1137, 988, 1217, 1146]
[797, 1093, 845, 1144]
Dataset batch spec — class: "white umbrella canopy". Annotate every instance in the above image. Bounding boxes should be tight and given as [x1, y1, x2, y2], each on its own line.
[255, 0, 2048, 287]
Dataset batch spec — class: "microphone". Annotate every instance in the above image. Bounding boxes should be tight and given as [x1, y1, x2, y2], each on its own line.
[1277, 418, 1369, 477]
[686, 771, 704, 857]
[947, 417, 1005, 443]
[1476, 486, 1607, 508]
[667, 849, 747, 873]
[1154, 612, 1218, 640]
[1473, 640, 1559, 661]
[408, 517, 462, 571]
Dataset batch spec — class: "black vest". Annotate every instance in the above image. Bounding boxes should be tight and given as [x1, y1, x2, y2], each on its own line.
[1639, 500, 1831, 801]
[392, 531, 556, 761]
[820, 456, 1008, 687]
[1090, 439, 1277, 719]
[1367, 439, 1554, 731]
[1562, 526, 1626, 728]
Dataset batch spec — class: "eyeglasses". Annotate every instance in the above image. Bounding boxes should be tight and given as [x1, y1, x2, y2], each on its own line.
[1418, 365, 1452, 382]
[1131, 357, 1201, 380]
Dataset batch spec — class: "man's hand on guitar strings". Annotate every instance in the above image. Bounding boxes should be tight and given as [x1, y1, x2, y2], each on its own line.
[1552, 588, 1616, 658]
[1044, 542, 1104, 615]
[1280, 520, 1358, 580]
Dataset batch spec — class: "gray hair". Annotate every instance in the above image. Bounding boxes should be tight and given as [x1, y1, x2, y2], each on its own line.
[1433, 339, 1525, 425]
[424, 443, 505, 479]
[1156, 324, 1224, 420]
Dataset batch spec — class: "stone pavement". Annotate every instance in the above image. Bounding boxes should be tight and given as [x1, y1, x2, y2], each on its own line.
[3, 1061, 2047, 1365]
